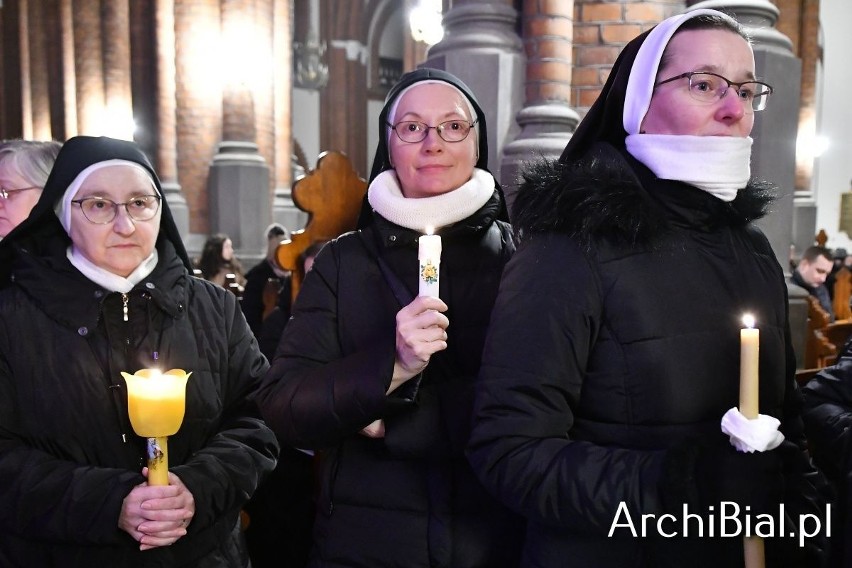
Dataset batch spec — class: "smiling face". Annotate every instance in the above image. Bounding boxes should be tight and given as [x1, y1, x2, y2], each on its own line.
[68, 166, 161, 277]
[0, 163, 42, 237]
[388, 83, 478, 199]
[641, 28, 756, 138]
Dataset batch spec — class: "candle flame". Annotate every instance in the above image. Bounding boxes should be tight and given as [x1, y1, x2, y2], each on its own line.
[424, 225, 434, 236]
[742, 314, 755, 328]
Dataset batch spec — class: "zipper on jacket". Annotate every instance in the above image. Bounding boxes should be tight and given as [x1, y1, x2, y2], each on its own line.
[122, 293, 129, 321]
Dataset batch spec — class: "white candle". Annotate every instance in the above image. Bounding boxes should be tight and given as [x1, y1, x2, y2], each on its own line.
[739, 314, 760, 419]
[418, 231, 441, 298]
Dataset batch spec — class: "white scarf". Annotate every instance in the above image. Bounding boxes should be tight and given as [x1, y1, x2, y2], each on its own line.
[367, 168, 495, 232]
[67, 246, 159, 293]
[626, 134, 752, 201]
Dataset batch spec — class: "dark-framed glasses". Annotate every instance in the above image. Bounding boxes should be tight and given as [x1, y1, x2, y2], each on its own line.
[654, 71, 774, 112]
[388, 119, 478, 143]
[0, 185, 42, 200]
[71, 195, 162, 224]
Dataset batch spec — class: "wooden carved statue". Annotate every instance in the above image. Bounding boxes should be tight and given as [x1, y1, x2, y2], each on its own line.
[275, 151, 368, 302]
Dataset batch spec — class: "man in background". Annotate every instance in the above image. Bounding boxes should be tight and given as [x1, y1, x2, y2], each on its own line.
[792, 245, 835, 321]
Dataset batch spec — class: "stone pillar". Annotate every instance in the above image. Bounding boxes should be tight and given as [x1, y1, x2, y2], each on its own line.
[689, 0, 800, 272]
[500, 0, 579, 219]
[423, 0, 524, 186]
[155, 0, 190, 239]
[689, 0, 805, 364]
[272, 0, 305, 233]
[208, 0, 271, 264]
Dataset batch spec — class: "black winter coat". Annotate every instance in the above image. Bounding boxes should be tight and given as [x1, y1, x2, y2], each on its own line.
[0, 240, 278, 567]
[257, 193, 525, 568]
[802, 342, 852, 565]
[468, 146, 829, 567]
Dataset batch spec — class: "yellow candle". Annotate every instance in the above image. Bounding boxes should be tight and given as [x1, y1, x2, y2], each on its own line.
[121, 368, 191, 486]
[739, 314, 765, 567]
[739, 314, 759, 419]
[418, 230, 441, 298]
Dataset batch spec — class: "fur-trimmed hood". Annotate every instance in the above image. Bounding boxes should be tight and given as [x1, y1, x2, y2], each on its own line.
[512, 143, 775, 248]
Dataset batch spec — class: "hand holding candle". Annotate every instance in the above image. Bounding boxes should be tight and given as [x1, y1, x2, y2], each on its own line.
[418, 230, 441, 299]
[121, 368, 191, 486]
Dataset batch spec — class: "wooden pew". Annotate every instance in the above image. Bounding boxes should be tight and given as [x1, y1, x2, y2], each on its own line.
[833, 266, 852, 321]
[804, 295, 837, 369]
[274, 151, 368, 302]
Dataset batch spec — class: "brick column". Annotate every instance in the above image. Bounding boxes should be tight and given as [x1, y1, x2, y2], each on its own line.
[155, 0, 190, 239]
[60, 0, 78, 139]
[72, 0, 105, 134]
[500, 0, 579, 218]
[26, 0, 51, 139]
[18, 0, 32, 138]
[103, 0, 134, 139]
[573, 0, 675, 115]
[321, 0, 368, 178]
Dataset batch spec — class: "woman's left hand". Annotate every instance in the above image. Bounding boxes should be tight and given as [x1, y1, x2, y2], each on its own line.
[119, 469, 196, 550]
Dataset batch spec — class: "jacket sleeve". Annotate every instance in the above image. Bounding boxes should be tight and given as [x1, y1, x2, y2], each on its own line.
[0, 341, 144, 545]
[255, 238, 396, 449]
[467, 233, 669, 535]
[802, 345, 852, 479]
[171, 290, 280, 529]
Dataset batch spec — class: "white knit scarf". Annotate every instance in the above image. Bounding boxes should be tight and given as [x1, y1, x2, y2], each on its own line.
[626, 134, 752, 202]
[68, 246, 159, 293]
[367, 168, 495, 232]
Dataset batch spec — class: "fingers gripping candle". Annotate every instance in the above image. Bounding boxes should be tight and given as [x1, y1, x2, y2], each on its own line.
[418, 229, 441, 298]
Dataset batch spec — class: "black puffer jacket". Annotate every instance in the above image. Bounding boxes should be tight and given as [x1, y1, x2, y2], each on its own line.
[0, 136, 278, 567]
[468, 145, 829, 567]
[0, 241, 278, 566]
[257, 192, 524, 568]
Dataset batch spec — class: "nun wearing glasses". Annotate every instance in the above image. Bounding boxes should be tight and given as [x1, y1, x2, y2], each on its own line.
[0, 136, 277, 567]
[468, 10, 829, 567]
[257, 68, 523, 567]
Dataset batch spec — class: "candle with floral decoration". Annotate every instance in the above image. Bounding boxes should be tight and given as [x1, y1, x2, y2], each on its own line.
[418, 228, 441, 298]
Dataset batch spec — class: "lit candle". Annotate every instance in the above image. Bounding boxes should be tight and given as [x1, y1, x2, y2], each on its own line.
[739, 314, 765, 567]
[121, 368, 191, 486]
[739, 314, 759, 419]
[418, 229, 441, 298]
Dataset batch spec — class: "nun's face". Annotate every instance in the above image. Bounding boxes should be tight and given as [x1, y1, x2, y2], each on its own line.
[0, 163, 42, 237]
[388, 83, 478, 199]
[68, 166, 161, 277]
[641, 29, 755, 137]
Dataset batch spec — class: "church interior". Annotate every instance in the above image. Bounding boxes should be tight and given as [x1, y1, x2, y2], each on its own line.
[1, 0, 850, 368]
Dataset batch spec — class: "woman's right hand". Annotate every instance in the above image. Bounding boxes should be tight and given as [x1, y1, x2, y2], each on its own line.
[390, 295, 449, 393]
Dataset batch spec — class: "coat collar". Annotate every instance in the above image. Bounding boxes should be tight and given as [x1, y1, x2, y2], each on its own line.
[513, 143, 775, 248]
[10, 240, 188, 331]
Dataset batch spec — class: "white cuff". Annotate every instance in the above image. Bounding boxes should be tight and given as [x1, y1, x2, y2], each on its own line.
[720, 407, 785, 453]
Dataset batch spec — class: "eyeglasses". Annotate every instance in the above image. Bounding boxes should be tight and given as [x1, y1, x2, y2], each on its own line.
[0, 186, 42, 200]
[388, 119, 478, 143]
[71, 195, 162, 224]
[654, 71, 774, 112]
